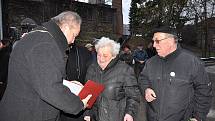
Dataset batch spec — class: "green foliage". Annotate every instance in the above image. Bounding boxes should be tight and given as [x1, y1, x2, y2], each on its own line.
[129, 0, 142, 35]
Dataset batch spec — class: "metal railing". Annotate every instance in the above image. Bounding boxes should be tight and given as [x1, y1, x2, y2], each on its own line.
[201, 57, 215, 66]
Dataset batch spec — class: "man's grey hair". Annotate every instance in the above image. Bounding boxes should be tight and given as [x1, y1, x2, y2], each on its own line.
[165, 33, 179, 43]
[52, 11, 82, 29]
[95, 37, 120, 57]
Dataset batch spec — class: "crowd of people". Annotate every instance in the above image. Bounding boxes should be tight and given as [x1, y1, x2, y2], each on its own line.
[0, 11, 213, 121]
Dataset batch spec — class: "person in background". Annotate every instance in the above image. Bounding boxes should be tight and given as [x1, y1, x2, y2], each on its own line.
[0, 39, 12, 100]
[84, 37, 140, 121]
[12, 18, 38, 48]
[139, 26, 212, 121]
[119, 45, 134, 67]
[0, 11, 91, 121]
[145, 42, 157, 58]
[85, 43, 93, 52]
[133, 44, 148, 78]
[0, 39, 11, 83]
[61, 43, 93, 121]
[85, 43, 97, 62]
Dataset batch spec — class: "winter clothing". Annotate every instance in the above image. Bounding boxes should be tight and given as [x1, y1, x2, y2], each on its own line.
[85, 57, 140, 121]
[0, 44, 11, 100]
[0, 20, 84, 121]
[133, 49, 148, 62]
[119, 51, 134, 66]
[139, 45, 212, 121]
[145, 47, 157, 58]
[61, 45, 92, 121]
[66, 45, 92, 84]
[0, 45, 11, 83]
[133, 49, 148, 78]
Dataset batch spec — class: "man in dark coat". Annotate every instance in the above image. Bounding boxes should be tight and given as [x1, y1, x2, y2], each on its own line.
[0, 11, 91, 121]
[133, 44, 148, 78]
[145, 42, 157, 58]
[61, 43, 93, 121]
[0, 40, 11, 84]
[0, 40, 11, 100]
[139, 26, 212, 121]
[66, 44, 92, 84]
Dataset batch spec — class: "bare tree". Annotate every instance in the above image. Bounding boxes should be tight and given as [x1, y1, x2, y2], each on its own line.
[182, 0, 215, 57]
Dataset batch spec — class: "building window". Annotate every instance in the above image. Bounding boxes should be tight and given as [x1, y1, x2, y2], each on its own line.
[99, 10, 112, 23]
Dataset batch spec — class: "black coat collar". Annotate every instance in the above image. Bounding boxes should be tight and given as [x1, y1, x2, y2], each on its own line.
[160, 44, 182, 61]
[97, 56, 120, 72]
[42, 20, 68, 53]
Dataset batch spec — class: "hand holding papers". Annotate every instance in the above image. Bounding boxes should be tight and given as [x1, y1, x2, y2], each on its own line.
[63, 80, 83, 95]
[82, 94, 92, 109]
[78, 80, 105, 108]
[63, 80, 105, 108]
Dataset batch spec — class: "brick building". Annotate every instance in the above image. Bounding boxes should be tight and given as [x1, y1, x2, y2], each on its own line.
[1, 0, 123, 41]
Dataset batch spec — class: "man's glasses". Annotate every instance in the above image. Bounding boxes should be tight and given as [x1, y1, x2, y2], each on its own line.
[152, 37, 169, 44]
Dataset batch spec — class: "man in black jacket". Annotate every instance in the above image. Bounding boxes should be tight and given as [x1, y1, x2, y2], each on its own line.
[0, 11, 91, 121]
[66, 44, 92, 84]
[0, 39, 11, 100]
[61, 43, 93, 121]
[139, 26, 212, 121]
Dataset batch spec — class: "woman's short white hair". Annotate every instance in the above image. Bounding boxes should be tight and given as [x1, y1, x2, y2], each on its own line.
[95, 37, 120, 57]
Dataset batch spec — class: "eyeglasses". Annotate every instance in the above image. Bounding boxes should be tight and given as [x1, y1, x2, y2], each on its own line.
[152, 37, 169, 44]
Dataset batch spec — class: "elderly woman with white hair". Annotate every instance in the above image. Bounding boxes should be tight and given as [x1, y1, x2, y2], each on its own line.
[84, 37, 140, 121]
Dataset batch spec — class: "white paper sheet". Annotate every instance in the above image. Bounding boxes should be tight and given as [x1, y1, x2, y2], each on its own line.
[63, 80, 83, 95]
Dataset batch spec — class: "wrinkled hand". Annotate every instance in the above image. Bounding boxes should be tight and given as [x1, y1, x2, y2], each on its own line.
[81, 94, 92, 109]
[124, 114, 133, 121]
[84, 116, 90, 121]
[145, 88, 156, 102]
[21, 33, 28, 38]
[0, 42, 5, 49]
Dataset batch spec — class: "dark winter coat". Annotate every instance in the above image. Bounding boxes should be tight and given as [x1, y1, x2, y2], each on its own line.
[66, 45, 92, 84]
[139, 45, 212, 121]
[0, 45, 11, 83]
[0, 20, 84, 121]
[85, 57, 140, 121]
[61, 45, 92, 121]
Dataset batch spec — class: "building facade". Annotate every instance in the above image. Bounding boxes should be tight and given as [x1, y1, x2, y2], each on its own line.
[1, 0, 123, 42]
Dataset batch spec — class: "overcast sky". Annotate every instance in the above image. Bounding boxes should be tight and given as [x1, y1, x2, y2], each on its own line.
[122, 0, 131, 24]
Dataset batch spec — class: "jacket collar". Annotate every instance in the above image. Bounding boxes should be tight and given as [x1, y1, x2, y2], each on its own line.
[160, 44, 182, 61]
[97, 56, 119, 72]
[42, 20, 68, 53]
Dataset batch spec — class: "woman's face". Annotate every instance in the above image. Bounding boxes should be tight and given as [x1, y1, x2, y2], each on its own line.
[97, 46, 114, 70]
